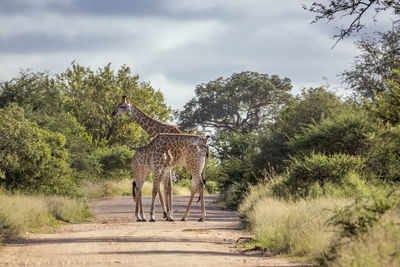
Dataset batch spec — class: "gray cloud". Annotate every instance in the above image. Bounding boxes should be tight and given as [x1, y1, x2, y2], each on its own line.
[0, 0, 394, 110]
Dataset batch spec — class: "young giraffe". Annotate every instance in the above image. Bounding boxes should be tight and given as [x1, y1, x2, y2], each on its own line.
[130, 144, 170, 222]
[143, 133, 210, 222]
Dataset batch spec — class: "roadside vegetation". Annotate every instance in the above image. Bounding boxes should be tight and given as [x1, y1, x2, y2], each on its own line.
[177, 22, 400, 266]
[0, 189, 92, 242]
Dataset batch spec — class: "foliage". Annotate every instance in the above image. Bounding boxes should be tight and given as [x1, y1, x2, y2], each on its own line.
[326, 218, 400, 267]
[0, 70, 62, 113]
[366, 124, 400, 182]
[341, 27, 400, 99]
[93, 145, 135, 179]
[303, 0, 400, 43]
[254, 87, 344, 172]
[213, 131, 260, 208]
[0, 105, 80, 196]
[274, 87, 343, 139]
[368, 69, 400, 124]
[319, 190, 400, 266]
[289, 107, 377, 156]
[283, 153, 366, 198]
[178, 71, 292, 133]
[30, 111, 101, 179]
[59, 63, 174, 146]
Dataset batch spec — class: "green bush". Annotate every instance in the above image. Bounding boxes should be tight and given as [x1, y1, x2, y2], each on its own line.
[367, 69, 400, 125]
[289, 108, 376, 156]
[94, 145, 134, 179]
[31, 112, 101, 180]
[366, 124, 400, 182]
[0, 105, 79, 196]
[283, 153, 366, 198]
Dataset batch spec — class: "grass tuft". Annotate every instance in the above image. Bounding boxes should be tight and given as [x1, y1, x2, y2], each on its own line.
[0, 191, 92, 241]
[239, 184, 349, 258]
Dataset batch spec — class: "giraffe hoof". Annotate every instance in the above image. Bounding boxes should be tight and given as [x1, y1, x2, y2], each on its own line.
[141, 218, 147, 222]
[198, 217, 204, 222]
[181, 218, 187, 221]
[150, 218, 156, 222]
[163, 212, 168, 218]
[168, 218, 175, 222]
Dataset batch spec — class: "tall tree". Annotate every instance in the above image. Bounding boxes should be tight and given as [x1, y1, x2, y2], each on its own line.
[0, 70, 61, 113]
[303, 0, 400, 44]
[368, 69, 400, 124]
[58, 63, 174, 146]
[341, 26, 400, 99]
[178, 71, 292, 134]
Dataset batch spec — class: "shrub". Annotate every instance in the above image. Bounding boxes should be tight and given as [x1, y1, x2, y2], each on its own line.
[31, 112, 101, 180]
[94, 145, 134, 179]
[319, 190, 400, 266]
[0, 105, 79, 196]
[284, 153, 366, 198]
[289, 108, 376, 156]
[366, 124, 400, 182]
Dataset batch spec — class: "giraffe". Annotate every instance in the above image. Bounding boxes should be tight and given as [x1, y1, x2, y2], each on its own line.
[140, 133, 209, 222]
[111, 96, 210, 221]
[111, 96, 181, 218]
[130, 144, 170, 222]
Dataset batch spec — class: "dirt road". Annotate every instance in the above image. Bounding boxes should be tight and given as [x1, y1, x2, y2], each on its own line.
[0, 195, 309, 266]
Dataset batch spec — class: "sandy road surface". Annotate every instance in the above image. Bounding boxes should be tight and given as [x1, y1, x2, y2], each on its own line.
[0, 195, 309, 266]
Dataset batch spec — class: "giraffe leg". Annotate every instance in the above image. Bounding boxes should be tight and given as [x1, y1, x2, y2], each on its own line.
[135, 189, 140, 221]
[181, 187, 197, 221]
[149, 169, 161, 222]
[135, 187, 144, 222]
[163, 177, 174, 221]
[198, 182, 206, 222]
[138, 190, 146, 221]
[157, 184, 167, 220]
[168, 169, 173, 220]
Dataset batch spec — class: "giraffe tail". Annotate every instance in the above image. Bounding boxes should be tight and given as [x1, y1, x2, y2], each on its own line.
[132, 181, 136, 201]
[197, 178, 207, 203]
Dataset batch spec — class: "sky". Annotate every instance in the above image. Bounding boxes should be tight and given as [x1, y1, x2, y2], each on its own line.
[0, 0, 395, 110]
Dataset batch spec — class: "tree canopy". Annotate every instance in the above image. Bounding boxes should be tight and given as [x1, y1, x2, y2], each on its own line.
[341, 26, 400, 99]
[178, 71, 292, 134]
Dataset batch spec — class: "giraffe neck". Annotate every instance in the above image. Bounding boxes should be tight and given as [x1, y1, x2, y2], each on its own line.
[127, 103, 179, 137]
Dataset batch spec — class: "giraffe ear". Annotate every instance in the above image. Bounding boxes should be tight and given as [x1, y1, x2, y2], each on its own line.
[122, 95, 127, 103]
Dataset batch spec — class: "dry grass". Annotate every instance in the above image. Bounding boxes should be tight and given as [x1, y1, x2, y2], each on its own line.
[239, 184, 349, 258]
[327, 207, 400, 267]
[83, 179, 134, 199]
[0, 192, 91, 241]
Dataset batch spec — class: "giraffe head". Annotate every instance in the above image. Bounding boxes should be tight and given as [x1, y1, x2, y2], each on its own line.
[111, 95, 131, 118]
